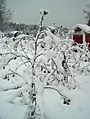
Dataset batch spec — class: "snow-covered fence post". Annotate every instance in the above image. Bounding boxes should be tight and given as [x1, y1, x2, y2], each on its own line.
[24, 9, 48, 119]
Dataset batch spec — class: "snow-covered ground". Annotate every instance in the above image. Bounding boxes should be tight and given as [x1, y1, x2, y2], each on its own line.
[0, 69, 90, 119]
[44, 74, 90, 119]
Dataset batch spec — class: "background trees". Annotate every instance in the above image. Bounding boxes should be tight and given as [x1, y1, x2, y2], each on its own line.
[8, 22, 39, 36]
[0, 0, 13, 31]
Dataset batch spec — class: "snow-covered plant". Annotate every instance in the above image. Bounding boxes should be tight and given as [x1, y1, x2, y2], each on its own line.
[66, 42, 90, 74]
[46, 25, 68, 39]
[0, 9, 49, 119]
[1, 9, 90, 119]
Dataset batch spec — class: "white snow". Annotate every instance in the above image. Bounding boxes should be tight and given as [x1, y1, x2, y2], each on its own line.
[44, 74, 90, 119]
[0, 91, 26, 119]
[69, 24, 90, 33]
[0, 70, 90, 119]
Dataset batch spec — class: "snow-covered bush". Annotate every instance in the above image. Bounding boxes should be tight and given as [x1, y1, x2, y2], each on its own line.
[0, 9, 90, 119]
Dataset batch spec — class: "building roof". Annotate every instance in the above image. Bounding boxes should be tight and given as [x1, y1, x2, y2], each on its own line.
[69, 24, 90, 33]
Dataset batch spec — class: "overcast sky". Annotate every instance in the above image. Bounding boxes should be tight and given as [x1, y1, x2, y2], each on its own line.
[6, 0, 90, 28]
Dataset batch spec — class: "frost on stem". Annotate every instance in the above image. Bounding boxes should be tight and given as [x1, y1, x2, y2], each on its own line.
[24, 9, 48, 119]
[39, 9, 48, 31]
[62, 53, 69, 84]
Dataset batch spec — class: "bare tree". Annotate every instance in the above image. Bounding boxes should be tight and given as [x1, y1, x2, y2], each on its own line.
[0, 0, 13, 31]
[83, 3, 90, 26]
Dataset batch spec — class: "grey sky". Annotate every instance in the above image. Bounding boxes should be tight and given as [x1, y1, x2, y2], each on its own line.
[6, 0, 90, 28]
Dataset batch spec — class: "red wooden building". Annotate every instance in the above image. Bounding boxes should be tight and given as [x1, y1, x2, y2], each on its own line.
[69, 24, 90, 50]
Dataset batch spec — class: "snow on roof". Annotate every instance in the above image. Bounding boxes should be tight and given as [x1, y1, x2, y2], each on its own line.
[69, 24, 90, 33]
[10, 31, 20, 34]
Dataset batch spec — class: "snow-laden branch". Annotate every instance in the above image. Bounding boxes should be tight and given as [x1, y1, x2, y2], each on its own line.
[0, 82, 25, 91]
[44, 86, 71, 105]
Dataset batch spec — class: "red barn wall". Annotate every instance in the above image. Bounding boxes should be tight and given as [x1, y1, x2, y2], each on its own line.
[73, 33, 90, 50]
[73, 35, 83, 44]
